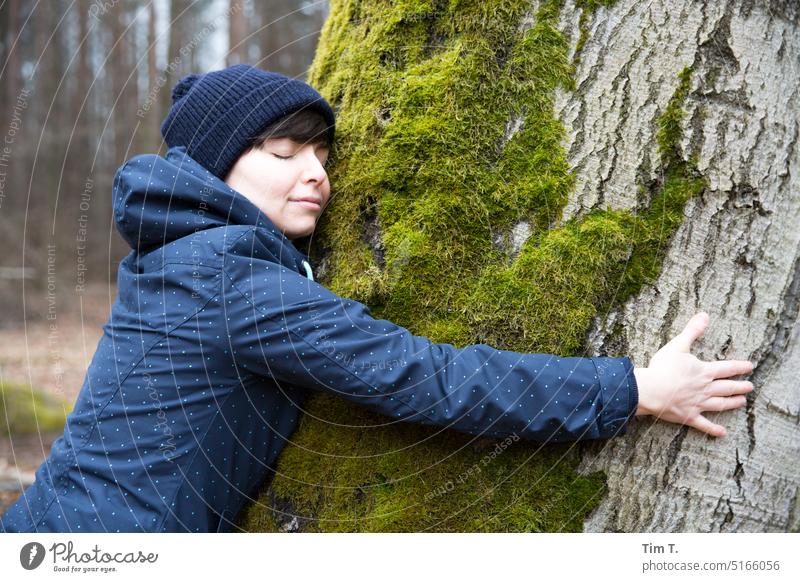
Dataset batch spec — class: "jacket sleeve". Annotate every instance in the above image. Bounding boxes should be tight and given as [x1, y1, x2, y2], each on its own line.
[221, 253, 639, 443]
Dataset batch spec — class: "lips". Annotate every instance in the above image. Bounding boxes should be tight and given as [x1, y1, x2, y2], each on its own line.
[291, 196, 323, 210]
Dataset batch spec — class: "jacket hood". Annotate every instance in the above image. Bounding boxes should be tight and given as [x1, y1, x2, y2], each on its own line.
[112, 145, 313, 277]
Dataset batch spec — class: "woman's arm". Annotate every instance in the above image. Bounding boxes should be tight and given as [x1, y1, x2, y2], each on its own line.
[221, 236, 637, 443]
[222, 229, 750, 442]
[633, 312, 754, 437]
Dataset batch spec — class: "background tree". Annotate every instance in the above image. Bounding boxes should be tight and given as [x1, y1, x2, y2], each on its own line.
[236, 0, 800, 532]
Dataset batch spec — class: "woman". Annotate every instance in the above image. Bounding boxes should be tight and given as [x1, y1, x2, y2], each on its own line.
[1, 64, 755, 533]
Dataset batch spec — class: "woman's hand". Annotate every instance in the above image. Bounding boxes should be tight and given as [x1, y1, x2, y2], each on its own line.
[633, 311, 755, 438]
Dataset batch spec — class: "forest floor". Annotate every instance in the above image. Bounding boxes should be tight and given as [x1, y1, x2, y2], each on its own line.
[0, 282, 113, 518]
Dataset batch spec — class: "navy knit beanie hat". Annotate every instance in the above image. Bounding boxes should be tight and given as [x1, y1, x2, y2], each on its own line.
[160, 64, 336, 180]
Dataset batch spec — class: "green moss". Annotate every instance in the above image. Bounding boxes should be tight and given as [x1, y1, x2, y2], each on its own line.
[657, 66, 694, 168]
[239, 393, 608, 532]
[0, 381, 69, 435]
[237, 1, 704, 532]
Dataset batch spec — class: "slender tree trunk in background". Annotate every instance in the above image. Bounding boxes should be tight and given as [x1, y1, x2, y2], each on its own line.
[62, 0, 96, 279]
[108, 2, 134, 167]
[160, 0, 192, 140]
[237, 0, 800, 532]
[74, 3, 92, 184]
[0, 0, 21, 256]
[251, 0, 288, 73]
[145, 1, 160, 151]
[28, 2, 52, 265]
[126, 5, 144, 157]
[251, 0, 326, 78]
[227, 0, 247, 66]
[4, 0, 20, 120]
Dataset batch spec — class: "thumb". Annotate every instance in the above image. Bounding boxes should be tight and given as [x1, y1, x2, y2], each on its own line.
[670, 311, 709, 353]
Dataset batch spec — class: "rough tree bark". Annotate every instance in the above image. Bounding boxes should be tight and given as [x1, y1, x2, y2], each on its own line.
[560, 0, 800, 533]
[237, 0, 800, 532]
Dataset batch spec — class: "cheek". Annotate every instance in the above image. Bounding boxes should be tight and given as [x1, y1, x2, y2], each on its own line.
[257, 173, 294, 203]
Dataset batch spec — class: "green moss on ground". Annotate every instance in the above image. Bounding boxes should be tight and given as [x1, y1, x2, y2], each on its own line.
[238, 2, 705, 532]
[0, 381, 69, 435]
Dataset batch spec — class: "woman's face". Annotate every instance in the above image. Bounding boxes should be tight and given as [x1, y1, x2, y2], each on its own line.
[223, 137, 331, 240]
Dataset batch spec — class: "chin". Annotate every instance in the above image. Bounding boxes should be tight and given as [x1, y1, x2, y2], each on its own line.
[286, 225, 316, 240]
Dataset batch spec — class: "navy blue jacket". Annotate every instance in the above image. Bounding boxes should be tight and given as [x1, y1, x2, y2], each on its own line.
[1, 146, 638, 533]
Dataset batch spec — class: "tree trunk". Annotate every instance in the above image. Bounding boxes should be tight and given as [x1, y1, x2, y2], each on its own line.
[558, 0, 800, 533]
[227, 0, 248, 66]
[237, 0, 800, 532]
[160, 0, 194, 134]
[144, 1, 160, 150]
[108, 1, 133, 167]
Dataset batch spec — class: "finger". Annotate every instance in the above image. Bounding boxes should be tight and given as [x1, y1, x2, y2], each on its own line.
[702, 395, 748, 412]
[688, 414, 727, 438]
[705, 379, 755, 397]
[668, 312, 710, 353]
[705, 359, 755, 380]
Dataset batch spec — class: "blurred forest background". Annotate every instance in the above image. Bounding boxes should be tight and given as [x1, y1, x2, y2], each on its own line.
[0, 0, 329, 327]
[0, 0, 328, 511]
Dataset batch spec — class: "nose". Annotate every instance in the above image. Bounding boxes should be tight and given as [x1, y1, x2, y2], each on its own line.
[301, 149, 329, 185]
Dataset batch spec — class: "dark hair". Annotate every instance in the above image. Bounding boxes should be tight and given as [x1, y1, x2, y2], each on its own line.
[246, 107, 333, 153]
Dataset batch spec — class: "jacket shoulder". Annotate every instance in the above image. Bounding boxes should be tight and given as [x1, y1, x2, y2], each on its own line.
[154, 225, 260, 269]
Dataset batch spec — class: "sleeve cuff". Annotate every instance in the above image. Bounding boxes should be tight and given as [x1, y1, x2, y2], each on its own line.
[591, 356, 639, 439]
